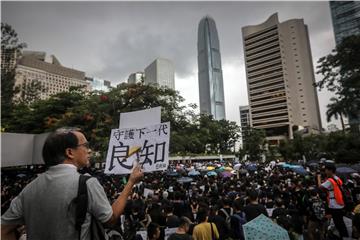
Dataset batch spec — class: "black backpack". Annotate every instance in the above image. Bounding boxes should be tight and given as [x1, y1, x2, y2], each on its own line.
[74, 175, 123, 240]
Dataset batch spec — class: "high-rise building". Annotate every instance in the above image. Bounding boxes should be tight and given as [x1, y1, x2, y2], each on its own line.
[330, 1, 360, 45]
[144, 58, 175, 89]
[197, 16, 226, 120]
[14, 51, 90, 100]
[86, 77, 112, 92]
[242, 13, 322, 143]
[330, 1, 360, 131]
[128, 72, 144, 84]
[239, 105, 251, 145]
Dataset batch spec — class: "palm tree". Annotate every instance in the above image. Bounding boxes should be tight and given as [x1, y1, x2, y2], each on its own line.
[326, 97, 347, 132]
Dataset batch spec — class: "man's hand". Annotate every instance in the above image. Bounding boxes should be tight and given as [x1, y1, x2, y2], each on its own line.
[128, 164, 143, 185]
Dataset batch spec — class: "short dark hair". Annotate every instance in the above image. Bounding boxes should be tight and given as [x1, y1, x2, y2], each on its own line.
[233, 198, 244, 211]
[248, 189, 259, 201]
[147, 222, 160, 239]
[197, 207, 208, 223]
[179, 216, 191, 227]
[42, 127, 81, 167]
[324, 162, 336, 173]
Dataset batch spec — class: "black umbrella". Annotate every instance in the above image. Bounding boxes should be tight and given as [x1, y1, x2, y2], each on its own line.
[336, 167, 357, 175]
[352, 163, 360, 172]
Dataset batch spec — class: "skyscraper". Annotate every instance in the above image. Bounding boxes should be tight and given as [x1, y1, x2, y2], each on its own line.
[144, 58, 175, 89]
[242, 13, 322, 144]
[330, 1, 360, 45]
[197, 16, 226, 120]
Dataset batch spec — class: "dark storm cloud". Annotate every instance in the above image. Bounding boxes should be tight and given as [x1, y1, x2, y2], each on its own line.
[2, 1, 333, 83]
[2, 1, 336, 126]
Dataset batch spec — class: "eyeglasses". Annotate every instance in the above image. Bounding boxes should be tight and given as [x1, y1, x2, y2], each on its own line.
[77, 142, 90, 149]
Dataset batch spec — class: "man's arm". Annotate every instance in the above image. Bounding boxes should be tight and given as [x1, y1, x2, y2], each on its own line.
[1, 224, 18, 240]
[106, 165, 143, 225]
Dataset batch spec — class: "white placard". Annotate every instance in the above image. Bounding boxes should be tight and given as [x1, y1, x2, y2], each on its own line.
[143, 188, 154, 198]
[105, 122, 170, 175]
[119, 107, 161, 129]
[164, 227, 177, 240]
[136, 231, 147, 240]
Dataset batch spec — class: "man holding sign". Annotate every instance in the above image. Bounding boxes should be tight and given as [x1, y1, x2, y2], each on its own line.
[1, 127, 143, 240]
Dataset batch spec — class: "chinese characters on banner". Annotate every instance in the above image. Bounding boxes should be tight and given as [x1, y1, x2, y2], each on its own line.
[105, 122, 170, 175]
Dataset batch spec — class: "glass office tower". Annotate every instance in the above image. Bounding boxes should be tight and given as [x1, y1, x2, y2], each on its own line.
[197, 16, 226, 120]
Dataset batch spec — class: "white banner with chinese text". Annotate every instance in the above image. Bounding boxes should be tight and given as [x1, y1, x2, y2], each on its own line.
[105, 122, 170, 175]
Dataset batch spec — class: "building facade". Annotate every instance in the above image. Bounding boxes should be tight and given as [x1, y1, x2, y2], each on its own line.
[86, 77, 111, 92]
[242, 13, 322, 143]
[330, 1, 360, 45]
[1, 48, 17, 74]
[144, 58, 175, 89]
[14, 51, 89, 100]
[127, 72, 144, 84]
[239, 105, 251, 145]
[197, 16, 226, 120]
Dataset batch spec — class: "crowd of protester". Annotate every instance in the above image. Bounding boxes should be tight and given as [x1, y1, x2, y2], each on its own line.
[2, 160, 360, 240]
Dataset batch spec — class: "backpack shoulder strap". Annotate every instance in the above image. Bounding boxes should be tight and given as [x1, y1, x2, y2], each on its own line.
[75, 175, 92, 236]
[220, 208, 230, 219]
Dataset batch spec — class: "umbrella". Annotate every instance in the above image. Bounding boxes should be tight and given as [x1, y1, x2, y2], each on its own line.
[225, 167, 233, 171]
[336, 163, 351, 168]
[307, 160, 319, 165]
[215, 166, 225, 173]
[16, 173, 27, 178]
[188, 170, 201, 177]
[221, 171, 232, 178]
[234, 163, 242, 171]
[336, 167, 357, 175]
[177, 177, 193, 184]
[176, 168, 186, 174]
[166, 171, 179, 177]
[207, 171, 217, 177]
[308, 162, 319, 167]
[352, 163, 360, 172]
[246, 164, 257, 171]
[243, 214, 290, 240]
[291, 166, 308, 175]
[207, 166, 215, 171]
[239, 169, 248, 175]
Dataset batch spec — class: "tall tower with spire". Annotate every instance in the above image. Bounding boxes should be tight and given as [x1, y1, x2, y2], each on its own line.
[197, 16, 226, 120]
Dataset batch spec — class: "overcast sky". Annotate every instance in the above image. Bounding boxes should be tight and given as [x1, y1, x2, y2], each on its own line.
[2, 1, 339, 128]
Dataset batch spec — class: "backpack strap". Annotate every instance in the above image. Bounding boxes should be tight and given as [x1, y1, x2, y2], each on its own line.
[75, 174, 92, 239]
[210, 222, 215, 240]
[220, 208, 230, 219]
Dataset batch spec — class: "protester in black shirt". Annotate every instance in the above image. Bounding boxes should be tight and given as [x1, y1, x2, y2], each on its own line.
[165, 204, 181, 228]
[243, 189, 268, 221]
[168, 217, 193, 240]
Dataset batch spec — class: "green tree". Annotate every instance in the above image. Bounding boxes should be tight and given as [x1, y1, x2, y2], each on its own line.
[326, 97, 347, 132]
[241, 128, 266, 162]
[316, 35, 360, 131]
[17, 79, 48, 104]
[1, 23, 27, 129]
